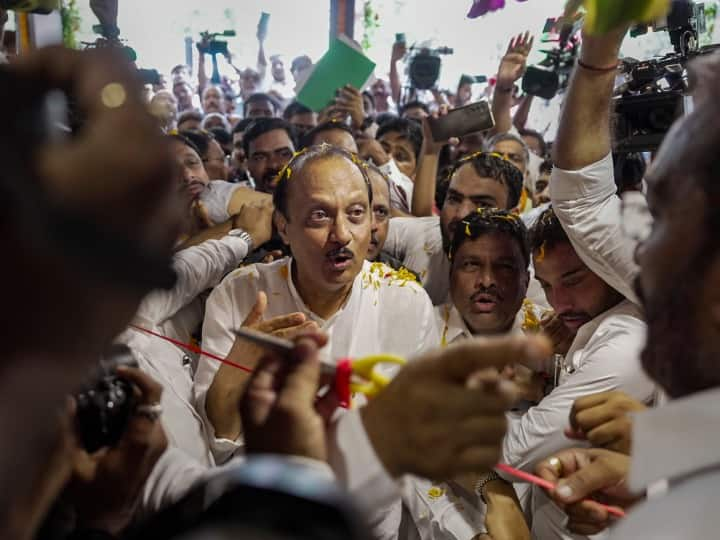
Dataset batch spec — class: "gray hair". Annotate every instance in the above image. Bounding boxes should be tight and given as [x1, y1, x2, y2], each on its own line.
[486, 132, 530, 169]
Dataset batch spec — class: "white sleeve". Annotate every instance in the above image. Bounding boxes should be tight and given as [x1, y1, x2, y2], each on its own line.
[501, 321, 653, 474]
[134, 237, 249, 328]
[550, 154, 641, 305]
[379, 159, 414, 213]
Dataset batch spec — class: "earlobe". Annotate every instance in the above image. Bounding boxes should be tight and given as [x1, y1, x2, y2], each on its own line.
[274, 211, 290, 245]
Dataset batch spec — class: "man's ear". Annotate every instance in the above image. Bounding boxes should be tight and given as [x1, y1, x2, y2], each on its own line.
[274, 210, 290, 246]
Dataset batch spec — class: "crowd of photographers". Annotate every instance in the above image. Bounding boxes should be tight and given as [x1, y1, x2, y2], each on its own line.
[2, 1, 720, 539]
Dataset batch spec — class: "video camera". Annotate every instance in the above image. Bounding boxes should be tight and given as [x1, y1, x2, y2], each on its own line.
[197, 30, 236, 56]
[406, 44, 454, 90]
[613, 0, 716, 152]
[0, 0, 58, 14]
[522, 16, 581, 100]
[82, 28, 162, 87]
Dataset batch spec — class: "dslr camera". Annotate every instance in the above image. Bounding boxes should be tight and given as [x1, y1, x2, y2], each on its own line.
[75, 344, 139, 453]
[0, 0, 58, 14]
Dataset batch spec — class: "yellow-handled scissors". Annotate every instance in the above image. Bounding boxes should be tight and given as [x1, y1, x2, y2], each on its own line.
[233, 327, 406, 408]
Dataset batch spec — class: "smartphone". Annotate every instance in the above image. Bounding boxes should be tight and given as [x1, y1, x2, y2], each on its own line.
[258, 12, 271, 40]
[427, 101, 495, 142]
[395, 33, 406, 43]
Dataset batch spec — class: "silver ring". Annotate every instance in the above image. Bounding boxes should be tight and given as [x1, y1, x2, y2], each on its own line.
[135, 402, 163, 421]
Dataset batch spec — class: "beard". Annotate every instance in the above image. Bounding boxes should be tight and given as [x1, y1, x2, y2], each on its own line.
[641, 267, 720, 398]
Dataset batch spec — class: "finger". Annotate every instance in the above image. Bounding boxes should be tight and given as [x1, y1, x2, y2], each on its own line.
[275, 337, 322, 412]
[564, 426, 587, 440]
[573, 406, 617, 433]
[440, 334, 552, 382]
[272, 320, 321, 340]
[586, 418, 630, 449]
[536, 449, 581, 484]
[115, 366, 163, 405]
[255, 311, 307, 333]
[554, 460, 623, 504]
[242, 291, 268, 327]
[566, 501, 611, 533]
[448, 137, 460, 146]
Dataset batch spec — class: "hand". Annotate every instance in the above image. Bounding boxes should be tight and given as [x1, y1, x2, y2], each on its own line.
[566, 391, 647, 455]
[357, 137, 390, 166]
[536, 448, 638, 536]
[188, 200, 214, 236]
[261, 249, 285, 264]
[503, 364, 545, 403]
[391, 41, 407, 63]
[89, 0, 119, 30]
[318, 104, 349, 125]
[333, 85, 366, 130]
[241, 334, 330, 461]
[361, 335, 551, 479]
[232, 199, 274, 247]
[484, 479, 531, 540]
[422, 104, 460, 153]
[540, 311, 575, 356]
[69, 368, 168, 535]
[497, 32, 533, 90]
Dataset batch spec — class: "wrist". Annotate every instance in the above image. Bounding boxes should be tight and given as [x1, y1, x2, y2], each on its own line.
[360, 405, 401, 478]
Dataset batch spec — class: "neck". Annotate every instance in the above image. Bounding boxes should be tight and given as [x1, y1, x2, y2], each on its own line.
[467, 319, 515, 337]
[292, 262, 354, 320]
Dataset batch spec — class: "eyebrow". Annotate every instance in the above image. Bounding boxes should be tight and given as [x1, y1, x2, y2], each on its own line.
[561, 267, 586, 280]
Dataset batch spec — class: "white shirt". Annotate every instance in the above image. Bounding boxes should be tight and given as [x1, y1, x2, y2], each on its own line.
[610, 387, 720, 539]
[500, 300, 656, 540]
[199, 180, 243, 224]
[378, 159, 415, 214]
[120, 237, 250, 468]
[195, 257, 440, 463]
[551, 154, 641, 305]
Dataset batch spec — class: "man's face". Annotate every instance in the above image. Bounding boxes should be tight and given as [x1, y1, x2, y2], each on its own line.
[636, 121, 720, 397]
[202, 115, 227, 131]
[312, 128, 358, 153]
[232, 131, 247, 173]
[204, 139, 229, 181]
[378, 131, 417, 179]
[534, 242, 621, 332]
[150, 91, 178, 126]
[289, 112, 317, 137]
[173, 82, 194, 111]
[367, 170, 391, 261]
[440, 163, 510, 244]
[403, 106, 428, 121]
[246, 98, 275, 119]
[178, 117, 201, 132]
[534, 171, 551, 206]
[240, 70, 261, 96]
[170, 140, 209, 200]
[272, 59, 285, 82]
[276, 156, 371, 294]
[247, 129, 295, 193]
[372, 79, 389, 99]
[451, 232, 529, 335]
[202, 87, 225, 115]
[492, 139, 527, 176]
[457, 83, 472, 105]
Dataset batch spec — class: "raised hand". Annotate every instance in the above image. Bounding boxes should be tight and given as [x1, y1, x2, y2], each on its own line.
[497, 32, 534, 90]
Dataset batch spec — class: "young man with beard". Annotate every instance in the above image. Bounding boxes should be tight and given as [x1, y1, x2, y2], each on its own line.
[382, 152, 524, 305]
[501, 207, 655, 540]
[530, 25, 720, 540]
[243, 118, 297, 194]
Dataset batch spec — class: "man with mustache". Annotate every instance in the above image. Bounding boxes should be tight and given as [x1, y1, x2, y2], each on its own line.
[382, 152, 524, 305]
[501, 206, 655, 540]
[243, 118, 297, 194]
[195, 144, 439, 465]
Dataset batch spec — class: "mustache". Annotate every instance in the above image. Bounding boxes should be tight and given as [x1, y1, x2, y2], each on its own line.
[471, 287, 502, 302]
[327, 247, 355, 259]
[559, 311, 589, 320]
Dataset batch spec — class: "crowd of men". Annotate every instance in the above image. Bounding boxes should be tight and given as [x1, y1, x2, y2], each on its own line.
[2, 2, 720, 540]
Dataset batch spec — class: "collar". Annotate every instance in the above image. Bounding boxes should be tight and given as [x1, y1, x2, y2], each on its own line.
[629, 387, 720, 491]
[284, 257, 363, 326]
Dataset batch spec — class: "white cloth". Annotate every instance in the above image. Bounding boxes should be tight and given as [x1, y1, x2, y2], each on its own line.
[121, 237, 250, 467]
[500, 300, 656, 540]
[379, 158, 415, 214]
[195, 257, 440, 463]
[610, 388, 720, 539]
[199, 180, 243, 224]
[550, 154, 642, 305]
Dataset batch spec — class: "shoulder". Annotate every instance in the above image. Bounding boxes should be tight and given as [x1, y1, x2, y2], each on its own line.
[360, 261, 431, 302]
[595, 301, 646, 338]
[389, 216, 440, 234]
[217, 257, 289, 294]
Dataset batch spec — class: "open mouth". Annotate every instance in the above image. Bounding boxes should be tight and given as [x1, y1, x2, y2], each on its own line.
[471, 293, 499, 313]
[326, 249, 354, 271]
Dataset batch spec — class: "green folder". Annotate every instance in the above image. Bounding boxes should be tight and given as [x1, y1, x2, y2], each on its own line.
[296, 35, 376, 112]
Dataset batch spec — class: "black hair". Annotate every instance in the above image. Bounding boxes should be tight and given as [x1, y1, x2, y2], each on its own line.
[449, 208, 530, 268]
[273, 144, 372, 219]
[209, 127, 232, 146]
[232, 117, 255, 136]
[539, 159, 554, 176]
[399, 100, 430, 118]
[362, 90, 375, 110]
[376, 117, 424, 159]
[443, 152, 524, 210]
[177, 110, 203, 127]
[612, 152, 646, 194]
[168, 133, 201, 156]
[243, 118, 297, 158]
[283, 100, 313, 120]
[243, 93, 279, 117]
[528, 206, 570, 256]
[518, 128, 548, 158]
[299, 121, 355, 150]
[375, 112, 398, 128]
[180, 130, 214, 159]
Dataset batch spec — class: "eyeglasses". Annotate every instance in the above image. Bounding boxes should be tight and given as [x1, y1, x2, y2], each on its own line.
[620, 190, 653, 245]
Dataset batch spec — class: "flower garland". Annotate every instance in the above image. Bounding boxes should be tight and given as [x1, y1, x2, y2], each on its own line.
[61, 0, 81, 49]
[362, 0, 380, 51]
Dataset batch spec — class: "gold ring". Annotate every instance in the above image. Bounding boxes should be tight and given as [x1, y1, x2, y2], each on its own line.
[101, 82, 128, 109]
[548, 456, 563, 476]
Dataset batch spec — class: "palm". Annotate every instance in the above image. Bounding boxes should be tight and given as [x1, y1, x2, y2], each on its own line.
[498, 32, 534, 86]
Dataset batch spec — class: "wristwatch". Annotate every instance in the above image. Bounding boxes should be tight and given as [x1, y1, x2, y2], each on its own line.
[227, 228, 254, 252]
[475, 470, 501, 504]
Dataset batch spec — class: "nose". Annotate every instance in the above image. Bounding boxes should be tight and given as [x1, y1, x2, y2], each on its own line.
[329, 215, 353, 246]
[458, 199, 478, 220]
[182, 166, 195, 184]
[549, 286, 574, 315]
[269, 153, 287, 173]
[474, 265, 495, 289]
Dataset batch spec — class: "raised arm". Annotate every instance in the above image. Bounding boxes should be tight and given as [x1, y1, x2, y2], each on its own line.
[491, 32, 533, 135]
[389, 40, 407, 106]
[512, 94, 534, 131]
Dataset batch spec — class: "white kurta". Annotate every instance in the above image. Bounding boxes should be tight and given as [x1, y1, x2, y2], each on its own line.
[198, 180, 244, 224]
[500, 300, 656, 540]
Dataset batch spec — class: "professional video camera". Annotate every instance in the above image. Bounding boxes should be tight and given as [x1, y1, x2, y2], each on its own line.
[197, 30, 236, 56]
[406, 44, 454, 90]
[522, 16, 581, 100]
[613, 0, 718, 152]
[0, 0, 58, 14]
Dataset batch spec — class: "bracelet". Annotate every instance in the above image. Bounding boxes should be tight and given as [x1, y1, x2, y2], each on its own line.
[577, 59, 619, 73]
[475, 470, 501, 504]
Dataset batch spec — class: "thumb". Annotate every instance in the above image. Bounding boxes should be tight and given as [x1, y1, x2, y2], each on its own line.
[243, 291, 268, 327]
[554, 460, 615, 504]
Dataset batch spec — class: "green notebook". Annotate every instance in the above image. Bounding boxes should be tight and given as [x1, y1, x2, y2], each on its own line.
[296, 35, 376, 112]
